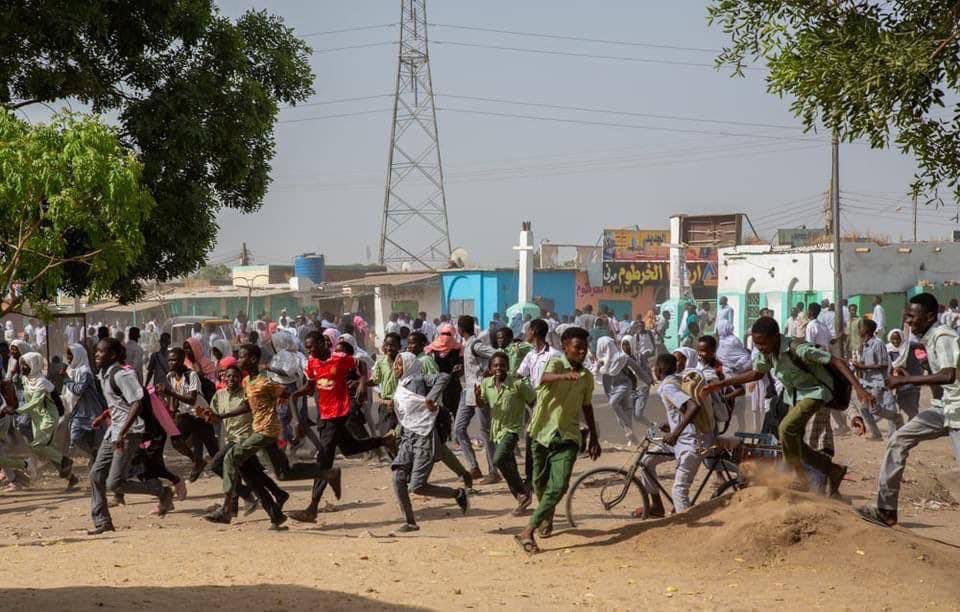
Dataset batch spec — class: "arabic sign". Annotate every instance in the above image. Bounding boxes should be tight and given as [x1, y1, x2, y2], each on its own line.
[603, 261, 717, 293]
[602, 229, 718, 262]
[602, 262, 667, 294]
[602, 230, 669, 261]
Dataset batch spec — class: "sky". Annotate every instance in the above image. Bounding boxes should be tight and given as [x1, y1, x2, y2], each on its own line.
[204, 1, 953, 267]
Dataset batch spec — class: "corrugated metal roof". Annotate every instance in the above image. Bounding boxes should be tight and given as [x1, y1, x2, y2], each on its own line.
[336, 272, 439, 288]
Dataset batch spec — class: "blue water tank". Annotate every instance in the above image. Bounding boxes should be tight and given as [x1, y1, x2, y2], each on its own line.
[294, 253, 325, 284]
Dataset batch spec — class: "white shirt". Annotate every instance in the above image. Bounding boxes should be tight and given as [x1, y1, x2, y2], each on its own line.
[65, 324, 79, 345]
[166, 370, 201, 414]
[385, 321, 400, 335]
[517, 344, 561, 388]
[420, 320, 437, 342]
[872, 304, 886, 332]
[35, 325, 46, 349]
[786, 317, 798, 339]
[818, 310, 837, 338]
[718, 305, 734, 325]
[920, 324, 960, 428]
[805, 318, 833, 348]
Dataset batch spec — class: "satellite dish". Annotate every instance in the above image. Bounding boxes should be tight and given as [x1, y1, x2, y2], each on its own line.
[400, 261, 413, 272]
[449, 247, 469, 268]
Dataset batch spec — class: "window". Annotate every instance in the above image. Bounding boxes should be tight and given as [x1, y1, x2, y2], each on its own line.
[449, 299, 475, 318]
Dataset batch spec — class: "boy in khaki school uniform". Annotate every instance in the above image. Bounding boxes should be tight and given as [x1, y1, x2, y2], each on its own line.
[515, 327, 601, 555]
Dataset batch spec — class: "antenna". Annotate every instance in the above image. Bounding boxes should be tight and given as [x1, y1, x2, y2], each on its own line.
[378, 0, 452, 271]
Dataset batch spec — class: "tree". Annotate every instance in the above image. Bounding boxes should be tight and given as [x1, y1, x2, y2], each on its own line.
[0, 2, 314, 302]
[708, 1, 960, 210]
[193, 263, 232, 283]
[0, 110, 154, 317]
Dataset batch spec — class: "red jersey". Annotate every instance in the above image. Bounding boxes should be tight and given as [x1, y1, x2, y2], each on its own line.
[305, 352, 356, 420]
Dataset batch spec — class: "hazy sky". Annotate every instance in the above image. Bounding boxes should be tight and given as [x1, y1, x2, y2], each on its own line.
[208, 1, 952, 267]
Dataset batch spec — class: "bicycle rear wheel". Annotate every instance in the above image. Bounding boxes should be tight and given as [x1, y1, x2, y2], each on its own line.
[565, 467, 649, 530]
[711, 477, 742, 499]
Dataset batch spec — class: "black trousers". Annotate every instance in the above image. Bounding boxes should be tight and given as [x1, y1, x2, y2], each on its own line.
[309, 416, 383, 503]
[172, 413, 219, 463]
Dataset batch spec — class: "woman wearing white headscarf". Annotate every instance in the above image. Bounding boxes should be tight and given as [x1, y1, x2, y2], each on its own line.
[620, 335, 655, 429]
[390, 352, 466, 532]
[672, 346, 699, 373]
[210, 337, 233, 362]
[141, 321, 160, 356]
[0, 353, 78, 490]
[596, 337, 654, 445]
[715, 320, 752, 375]
[62, 344, 104, 458]
[267, 330, 308, 445]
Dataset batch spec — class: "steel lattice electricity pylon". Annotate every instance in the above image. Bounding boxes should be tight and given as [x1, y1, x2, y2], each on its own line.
[379, 0, 452, 271]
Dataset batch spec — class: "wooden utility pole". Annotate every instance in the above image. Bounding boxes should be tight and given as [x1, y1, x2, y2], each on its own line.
[240, 242, 250, 266]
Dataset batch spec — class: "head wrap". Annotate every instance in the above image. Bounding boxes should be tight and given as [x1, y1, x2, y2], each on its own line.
[67, 343, 92, 378]
[673, 347, 699, 372]
[716, 319, 752, 374]
[397, 351, 422, 385]
[184, 336, 216, 377]
[21, 352, 53, 394]
[596, 336, 628, 377]
[426, 323, 461, 355]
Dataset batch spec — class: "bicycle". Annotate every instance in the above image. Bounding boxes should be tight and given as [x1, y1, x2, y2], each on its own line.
[564, 428, 780, 530]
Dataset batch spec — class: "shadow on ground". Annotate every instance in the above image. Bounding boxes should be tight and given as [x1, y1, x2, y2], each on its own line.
[1, 585, 429, 611]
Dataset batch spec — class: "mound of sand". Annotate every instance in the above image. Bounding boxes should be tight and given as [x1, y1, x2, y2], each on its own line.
[631, 486, 960, 599]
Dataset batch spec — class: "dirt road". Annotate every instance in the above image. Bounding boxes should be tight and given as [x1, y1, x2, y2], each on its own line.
[3, 411, 960, 612]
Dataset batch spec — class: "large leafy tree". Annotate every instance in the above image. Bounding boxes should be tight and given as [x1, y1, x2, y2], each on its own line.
[0, 111, 154, 317]
[0, 1, 314, 302]
[708, 1, 960, 209]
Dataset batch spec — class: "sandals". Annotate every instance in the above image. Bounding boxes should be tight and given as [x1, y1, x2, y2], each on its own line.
[538, 521, 553, 539]
[514, 534, 540, 555]
[857, 506, 897, 528]
[631, 507, 665, 520]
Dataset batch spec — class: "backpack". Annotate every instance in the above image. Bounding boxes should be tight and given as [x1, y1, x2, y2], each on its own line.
[784, 340, 851, 411]
[679, 370, 717, 435]
[108, 365, 162, 438]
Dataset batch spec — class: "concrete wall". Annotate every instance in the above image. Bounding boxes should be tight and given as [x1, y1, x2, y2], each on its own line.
[441, 270, 577, 326]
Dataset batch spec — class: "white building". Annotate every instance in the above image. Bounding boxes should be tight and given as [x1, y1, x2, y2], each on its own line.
[718, 241, 960, 336]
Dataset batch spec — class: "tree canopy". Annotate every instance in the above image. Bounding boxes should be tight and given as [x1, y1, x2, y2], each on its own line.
[0, 110, 154, 317]
[1, 1, 314, 302]
[708, 0, 960, 209]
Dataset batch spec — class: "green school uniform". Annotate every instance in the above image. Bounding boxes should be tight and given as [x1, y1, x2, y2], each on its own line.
[480, 375, 536, 444]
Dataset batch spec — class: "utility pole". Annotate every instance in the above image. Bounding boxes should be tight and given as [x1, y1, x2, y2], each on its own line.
[912, 194, 919, 242]
[240, 242, 250, 266]
[831, 132, 843, 342]
[379, 0, 452, 271]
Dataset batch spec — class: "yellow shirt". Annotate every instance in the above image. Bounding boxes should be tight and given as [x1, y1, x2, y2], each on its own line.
[242, 374, 284, 438]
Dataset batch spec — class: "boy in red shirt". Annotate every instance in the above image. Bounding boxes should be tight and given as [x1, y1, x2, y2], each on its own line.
[288, 331, 396, 523]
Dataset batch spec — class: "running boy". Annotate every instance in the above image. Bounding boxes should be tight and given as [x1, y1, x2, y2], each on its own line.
[860, 293, 960, 527]
[515, 326, 601, 554]
[476, 352, 536, 514]
[852, 318, 904, 440]
[705, 317, 872, 494]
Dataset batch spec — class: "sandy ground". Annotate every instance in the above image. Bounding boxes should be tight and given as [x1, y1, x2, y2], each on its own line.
[2, 393, 960, 611]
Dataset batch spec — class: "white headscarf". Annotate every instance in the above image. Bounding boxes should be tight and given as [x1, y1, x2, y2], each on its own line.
[20, 352, 53, 394]
[673, 347, 699, 372]
[67, 343, 92, 378]
[269, 330, 303, 382]
[339, 333, 373, 369]
[716, 319, 752, 374]
[211, 338, 232, 360]
[397, 351, 422, 385]
[887, 329, 910, 369]
[621, 335, 637, 359]
[596, 336, 628, 377]
[3, 320, 14, 343]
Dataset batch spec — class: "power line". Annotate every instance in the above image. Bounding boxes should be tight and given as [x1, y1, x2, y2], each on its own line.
[437, 93, 803, 131]
[300, 24, 394, 38]
[312, 41, 396, 54]
[276, 108, 392, 124]
[428, 23, 720, 54]
[437, 106, 821, 142]
[431, 40, 764, 70]
[282, 94, 394, 110]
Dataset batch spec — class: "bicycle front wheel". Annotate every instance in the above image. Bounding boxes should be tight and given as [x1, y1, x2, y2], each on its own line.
[565, 467, 649, 530]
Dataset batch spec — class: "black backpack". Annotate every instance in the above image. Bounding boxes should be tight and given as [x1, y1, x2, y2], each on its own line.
[785, 340, 851, 411]
[198, 374, 217, 405]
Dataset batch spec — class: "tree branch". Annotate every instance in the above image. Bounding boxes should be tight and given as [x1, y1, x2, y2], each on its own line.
[930, 0, 960, 62]
[4, 99, 41, 111]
